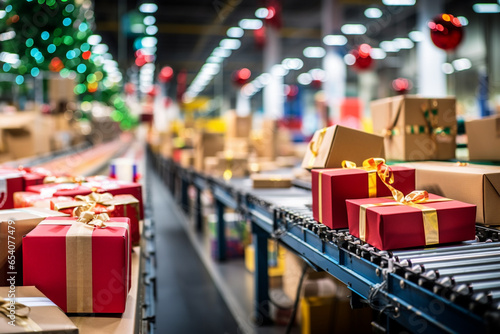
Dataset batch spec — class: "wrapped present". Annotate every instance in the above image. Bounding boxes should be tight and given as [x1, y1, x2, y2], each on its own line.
[0, 171, 24, 209]
[371, 95, 456, 161]
[346, 191, 476, 250]
[0, 286, 78, 333]
[23, 214, 131, 313]
[0, 166, 54, 189]
[1, 208, 69, 286]
[465, 114, 500, 161]
[51, 192, 141, 244]
[399, 161, 500, 225]
[14, 192, 73, 209]
[251, 174, 293, 189]
[301, 125, 385, 170]
[26, 179, 144, 219]
[312, 158, 415, 229]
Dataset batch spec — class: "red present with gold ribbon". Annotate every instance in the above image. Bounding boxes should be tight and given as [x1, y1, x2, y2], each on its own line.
[346, 191, 476, 250]
[23, 214, 131, 313]
[26, 179, 144, 219]
[50, 192, 141, 244]
[312, 158, 415, 229]
[14, 191, 73, 209]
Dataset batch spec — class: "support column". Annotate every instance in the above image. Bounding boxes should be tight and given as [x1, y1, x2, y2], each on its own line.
[322, 0, 346, 124]
[215, 199, 226, 261]
[417, 0, 447, 97]
[252, 221, 272, 326]
[263, 26, 284, 119]
[195, 186, 203, 232]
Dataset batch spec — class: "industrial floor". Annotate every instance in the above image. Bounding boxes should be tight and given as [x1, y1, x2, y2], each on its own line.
[148, 166, 240, 334]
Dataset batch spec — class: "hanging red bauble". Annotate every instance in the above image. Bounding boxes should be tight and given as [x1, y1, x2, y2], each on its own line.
[232, 68, 251, 86]
[429, 14, 464, 51]
[159, 66, 174, 83]
[285, 84, 299, 100]
[392, 78, 413, 94]
[349, 44, 373, 71]
[265, 0, 282, 29]
[125, 83, 136, 95]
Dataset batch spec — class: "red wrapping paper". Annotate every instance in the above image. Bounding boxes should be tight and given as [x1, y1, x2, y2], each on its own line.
[14, 191, 73, 209]
[26, 179, 144, 218]
[312, 166, 415, 229]
[0, 170, 24, 209]
[346, 194, 476, 250]
[23, 217, 131, 313]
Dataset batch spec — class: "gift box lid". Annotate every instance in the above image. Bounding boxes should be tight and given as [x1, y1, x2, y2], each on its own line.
[0, 286, 78, 333]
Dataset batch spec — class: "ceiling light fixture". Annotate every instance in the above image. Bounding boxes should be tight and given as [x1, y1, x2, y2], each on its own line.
[341, 24, 366, 35]
[323, 34, 348, 46]
[239, 19, 263, 30]
[303, 46, 326, 58]
[226, 27, 244, 38]
[382, 0, 416, 5]
[472, 3, 500, 13]
[364, 8, 383, 18]
[139, 3, 158, 13]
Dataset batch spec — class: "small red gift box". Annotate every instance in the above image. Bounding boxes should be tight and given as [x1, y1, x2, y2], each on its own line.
[0, 170, 24, 209]
[26, 179, 144, 219]
[23, 216, 131, 313]
[50, 193, 141, 244]
[346, 194, 476, 250]
[14, 191, 73, 209]
[312, 163, 415, 229]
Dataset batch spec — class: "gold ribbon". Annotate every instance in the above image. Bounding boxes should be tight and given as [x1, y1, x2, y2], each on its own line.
[43, 175, 86, 184]
[342, 158, 393, 198]
[0, 297, 42, 331]
[358, 190, 451, 246]
[317, 170, 326, 222]
[307, 128, 327, 169]
[40, 212, 130, 313]
[73, 192, 115, 217]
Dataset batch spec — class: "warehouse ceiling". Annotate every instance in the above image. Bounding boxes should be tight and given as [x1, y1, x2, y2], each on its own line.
[93, 0, 473, 99]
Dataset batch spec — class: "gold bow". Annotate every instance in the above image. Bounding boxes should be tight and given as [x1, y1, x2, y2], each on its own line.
[342, 158, 394, 198]
[43, 175, 86, 184]
[73, 192, 115, 217]
[76, 211, 110, 228]
[0, 297, 42, 331]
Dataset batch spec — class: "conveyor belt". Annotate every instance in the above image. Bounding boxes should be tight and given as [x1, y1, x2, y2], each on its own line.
[153, 152, 500, 334]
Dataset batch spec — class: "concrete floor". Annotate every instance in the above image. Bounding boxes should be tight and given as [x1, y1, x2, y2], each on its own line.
[148, 168, 240, 334]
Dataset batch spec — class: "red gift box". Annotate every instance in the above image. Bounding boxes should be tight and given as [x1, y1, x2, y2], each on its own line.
[0, 167, 54, 189]
[23, 216, 131, 313]
[0, 170, 24, 209]
[346, 194, 476, 250]
[14, 191, 73, 209]
[26, 179, 144, 219]
[312, 165, 415, 229]
[50, 193, 141, 244]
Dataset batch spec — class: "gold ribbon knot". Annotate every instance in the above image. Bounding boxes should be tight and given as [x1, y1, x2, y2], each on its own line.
[0, 297, 42, 331]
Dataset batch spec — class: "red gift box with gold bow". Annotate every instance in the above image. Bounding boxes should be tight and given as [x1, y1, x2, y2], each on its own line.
[312, 158, 415, 229]
[23, 214, 131, 313]
[346, 191, 476, 250]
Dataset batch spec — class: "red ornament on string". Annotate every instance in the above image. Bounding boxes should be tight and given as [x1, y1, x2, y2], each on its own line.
[232, 68, 251, 86]
[392, 78, 413, 94]
[429, 14, 464, 51]
[159, 66, 174, 83]
[349, 44, 373, 71]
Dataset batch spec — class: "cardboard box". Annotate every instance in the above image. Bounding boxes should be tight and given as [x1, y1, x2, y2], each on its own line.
[346, 194, 476, 250]
[23, 217, 130, 313]
[4, 129, 35, 159]
[399, 162, 500, 225]
[203, 152, 248, 178]
[252, 119, 277, 160]
[301, 125, 385, 170]
[371, 95, 457, 161]
[466, 114, 500, 161]
[251, 174, 293, 189]
[224, 137, 251, 154]
[312, 166, 415, 229]
[180, 149, 195, 168]
[194, 131, 224, 171]
[225, 110, 252, 139]
[0, 208, 68, 286]
[0, 286, 78, 333]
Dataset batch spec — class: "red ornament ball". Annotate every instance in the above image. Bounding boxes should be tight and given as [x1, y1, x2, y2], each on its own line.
[232, 68, 251, 86]
[429, 14, 464, 51]
[392, 78, 413, 94]
[349, 44, 373, 71]
[159, 66, 174, 83]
